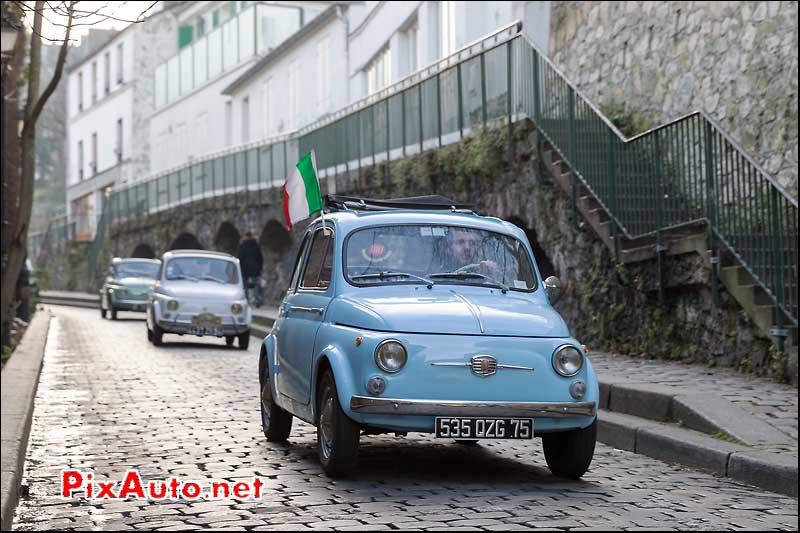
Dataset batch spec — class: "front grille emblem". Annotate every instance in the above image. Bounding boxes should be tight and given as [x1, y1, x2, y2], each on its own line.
[471, 355, 497, 377]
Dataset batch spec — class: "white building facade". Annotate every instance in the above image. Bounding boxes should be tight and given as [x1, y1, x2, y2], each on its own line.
[221, 5, 349, 144]
[149, 1, 329, 175]
[65, 7, 179, 240]
[218, 1, 550, 164]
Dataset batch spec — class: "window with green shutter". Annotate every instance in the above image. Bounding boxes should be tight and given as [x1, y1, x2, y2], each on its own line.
[212, 9, 220, 28]
[178, 25, 193, 49]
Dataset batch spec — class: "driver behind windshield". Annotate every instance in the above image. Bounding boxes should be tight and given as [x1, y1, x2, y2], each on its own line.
[437, 227, 502, 278]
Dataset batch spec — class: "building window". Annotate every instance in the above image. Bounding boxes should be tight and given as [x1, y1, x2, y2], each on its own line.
[316, 36, 330, 115]
[288, 59, 299, 130]
[212, 9, 220, 28]
[365, 46, 391, 95]
[116, 118, 123, 162]
[441, 0, 456, 57]
[91, 132, 97, 175]
[117, 43, 124, 83]
[196, 16, 206, 38]
[241, 96, 250, 143]
[104, 52, 110, 94]
[77, 72, 84, 111]
[77, 140, 84, 180]
[225, 100, 233, 146]
[405, 19, 419, 74]
[262, 78, 272, 137]
[91, 61, 97, 103]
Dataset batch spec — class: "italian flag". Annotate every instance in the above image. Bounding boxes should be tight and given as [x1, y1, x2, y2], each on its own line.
[283, 150, 323, 230]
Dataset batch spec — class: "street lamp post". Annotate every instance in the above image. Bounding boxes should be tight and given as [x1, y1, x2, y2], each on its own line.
[0, 6, 20, 58]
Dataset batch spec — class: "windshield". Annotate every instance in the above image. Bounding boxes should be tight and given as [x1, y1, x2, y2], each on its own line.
[115, 261, 160, 279]
[164, 257, 240, 284]
[345, 224, 537, 291]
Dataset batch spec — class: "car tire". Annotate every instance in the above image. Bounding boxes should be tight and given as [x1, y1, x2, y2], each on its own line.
[542, 418, 597, 480]
[259, 349, 292, 441]
[316, 370, 360, 477]
[152, 322, 164, 346]
[110, 308, 118, 321]
[147, 327, 153, 343]
[238, 331, 250, 350]
[225, 335, 235, 347]
[101, 307, 107, 319]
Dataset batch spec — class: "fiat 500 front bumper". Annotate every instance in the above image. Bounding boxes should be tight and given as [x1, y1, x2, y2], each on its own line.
[350, 396, 596, 418]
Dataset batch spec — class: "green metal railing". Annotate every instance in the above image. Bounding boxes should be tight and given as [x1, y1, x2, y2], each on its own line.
[105, 22, 797, 329]
[519, 35, 797, 329]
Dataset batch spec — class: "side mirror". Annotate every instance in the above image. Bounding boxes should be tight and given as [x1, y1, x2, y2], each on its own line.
[544, 275, 563, 304]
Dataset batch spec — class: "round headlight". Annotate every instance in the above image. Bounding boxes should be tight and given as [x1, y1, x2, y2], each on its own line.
[553, 345, 583, 377]
[231, 303, 244, 314]
[166, 300, 179, 311]
[375, 340, 407, 373]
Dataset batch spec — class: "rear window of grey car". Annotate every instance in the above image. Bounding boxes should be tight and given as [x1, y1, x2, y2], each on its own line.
[345, 224, 537, 291]
[164, 257, 240, 284]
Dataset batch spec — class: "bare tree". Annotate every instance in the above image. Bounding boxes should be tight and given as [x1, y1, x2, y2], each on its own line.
[1, 0, 155, 345]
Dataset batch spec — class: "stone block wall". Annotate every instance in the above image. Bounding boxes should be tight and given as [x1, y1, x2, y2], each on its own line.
[548, 1, 798, 197]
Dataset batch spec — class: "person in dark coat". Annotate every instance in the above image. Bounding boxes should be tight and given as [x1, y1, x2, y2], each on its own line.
[238, 231, 264, 307]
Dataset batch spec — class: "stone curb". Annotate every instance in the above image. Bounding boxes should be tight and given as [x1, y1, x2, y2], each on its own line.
[597, 410, 798, 497]
[1, 309, 53, 531]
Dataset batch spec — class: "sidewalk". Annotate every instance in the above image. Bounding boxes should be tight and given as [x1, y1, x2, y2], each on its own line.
[38, 292, 798, 495]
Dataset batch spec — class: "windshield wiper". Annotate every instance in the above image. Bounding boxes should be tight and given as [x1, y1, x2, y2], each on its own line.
[169, 275, 198, 282]
[199, 275, 226, 284]
[429, 272, 509, 293]
[351, 271, 434, 289]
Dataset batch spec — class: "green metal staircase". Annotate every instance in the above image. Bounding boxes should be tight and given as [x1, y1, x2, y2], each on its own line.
[519, 36, 797, 353]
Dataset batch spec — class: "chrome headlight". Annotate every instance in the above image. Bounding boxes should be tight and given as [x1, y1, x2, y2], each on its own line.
[553, 345, 583, 377]
[231, 303, 244, 314]
[375, 340, 407, 373]
[166, 300, 179, 311]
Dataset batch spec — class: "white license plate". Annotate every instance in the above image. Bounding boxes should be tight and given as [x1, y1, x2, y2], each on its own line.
[189, 326, 222, 336]
[435, 417, 533, 439]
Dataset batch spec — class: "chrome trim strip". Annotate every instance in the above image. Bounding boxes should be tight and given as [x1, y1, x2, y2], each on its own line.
[291, 306, 324, 314]
[430, 362, 535, 372]
[450, 290, 485, 333]
[350, 396, 596, 418]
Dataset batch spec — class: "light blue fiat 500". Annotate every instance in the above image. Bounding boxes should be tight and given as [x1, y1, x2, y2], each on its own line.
[259, 196, 598, 478]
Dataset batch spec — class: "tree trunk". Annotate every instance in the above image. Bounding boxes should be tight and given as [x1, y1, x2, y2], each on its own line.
[1, 1, 73, 343]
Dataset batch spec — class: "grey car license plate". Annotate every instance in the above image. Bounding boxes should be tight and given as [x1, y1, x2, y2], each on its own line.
[435, 417, 533, 439]
[189, 326, 222, 336]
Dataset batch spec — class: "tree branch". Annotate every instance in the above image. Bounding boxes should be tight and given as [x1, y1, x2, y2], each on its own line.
[22, 1, 73, 136]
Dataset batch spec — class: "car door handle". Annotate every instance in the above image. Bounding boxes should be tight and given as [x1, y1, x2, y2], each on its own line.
[291, 306, 324, 315]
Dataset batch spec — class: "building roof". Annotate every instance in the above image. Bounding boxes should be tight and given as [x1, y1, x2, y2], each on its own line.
[221, 4, 342, 96]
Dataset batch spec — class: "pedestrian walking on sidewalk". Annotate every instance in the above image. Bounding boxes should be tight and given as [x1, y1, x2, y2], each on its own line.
[238, 231, 264, 308]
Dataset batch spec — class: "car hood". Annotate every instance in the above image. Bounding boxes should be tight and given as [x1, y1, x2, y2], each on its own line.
[329, 286, 569, 337]
[158, 282, 244, 300]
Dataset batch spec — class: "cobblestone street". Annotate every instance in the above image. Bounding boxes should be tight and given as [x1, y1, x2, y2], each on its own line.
[12, 306, 799, 530]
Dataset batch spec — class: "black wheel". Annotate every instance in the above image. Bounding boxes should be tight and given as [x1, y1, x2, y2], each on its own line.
[147, 327, 153, 342]
[259, 349, 292, 441]
[225, 335, 235, 347]
[542, 418, 597, 479]
[455, 439, 479, 446]
[101, 307, 107, 319]
[316, 370, 360, 477]
[152, 322, 164, 346]
[110, 308, 118, 320]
